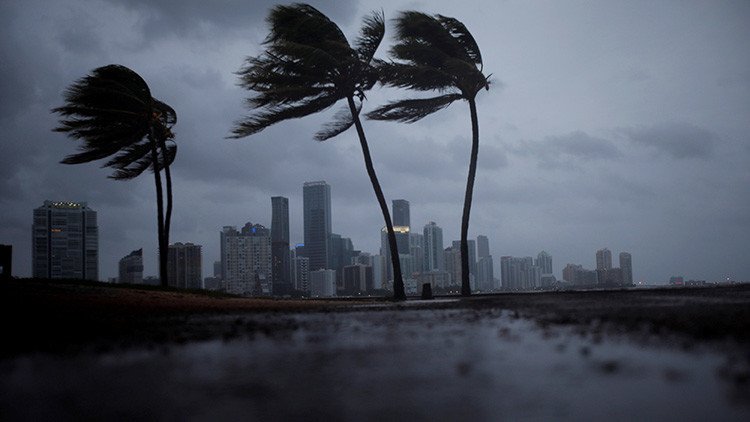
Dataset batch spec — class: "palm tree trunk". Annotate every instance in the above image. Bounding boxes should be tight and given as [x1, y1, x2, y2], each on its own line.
[149, 128, 168, 287]
[460, 98, 480, 297]
[158, 138, 173, 265]
[348, 96, 406, 301]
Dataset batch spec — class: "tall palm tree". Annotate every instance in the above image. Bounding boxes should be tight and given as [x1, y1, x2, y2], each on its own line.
[367, 11, 490, 297]
[231, 4, 406, 300]
[53, 64, 177, 287]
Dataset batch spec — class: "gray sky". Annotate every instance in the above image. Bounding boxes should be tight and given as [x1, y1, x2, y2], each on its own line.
[1, 0, 749, 283]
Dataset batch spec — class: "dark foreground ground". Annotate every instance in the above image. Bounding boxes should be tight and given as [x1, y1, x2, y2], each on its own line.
[1, 279, 749, 420]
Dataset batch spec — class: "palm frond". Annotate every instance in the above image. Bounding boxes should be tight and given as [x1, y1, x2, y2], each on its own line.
[231, 94, 339, 138]
[366, 93, 462, 123]
[436, 15, 483, 68]
[315, 101, 361, 141]
[266, 4, 348, 47]
[354, 10, 385, 64]
[376, 60, 456, 91]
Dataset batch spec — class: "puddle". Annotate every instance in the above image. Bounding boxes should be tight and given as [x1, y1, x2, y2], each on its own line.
[0, 308, 747, 420]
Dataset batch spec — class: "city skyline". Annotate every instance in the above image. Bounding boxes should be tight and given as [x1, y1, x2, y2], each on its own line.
[1, 1, 748, 284]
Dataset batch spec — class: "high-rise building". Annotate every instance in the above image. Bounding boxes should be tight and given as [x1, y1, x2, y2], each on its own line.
[292, 256, 310, 292]
[477, 256, 494, 291]
[118, 248, 143, 284]
[220, 223, 272, 295]
[620, 252, 633, 285]
[596, 248, 612, 270]
[409, 232, 425, 274]
[310, 269, 336, 297]
[500, 256, 539, 291]
[452, 239, 477, 276]
[536, 251, 553, 275]
[477, 235, 490, 258]
[423, 222, 444, 272]
[167, 243, 202, 289]
[32, 201, 98, 280]
[380, 225, 410, 281]
[444, 246, 461, 286]
[303, 181, 332, 271]
[271, 196, 291, 295]
[392, 199, 410, 227]
[0, 244, 11, 279]
[342, 264, 373, 295]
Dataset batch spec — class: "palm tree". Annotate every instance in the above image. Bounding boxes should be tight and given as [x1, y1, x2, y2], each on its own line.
[231, 4, 406, 300]
[367, 11, 490, 297]
[53, 64, 177, 287]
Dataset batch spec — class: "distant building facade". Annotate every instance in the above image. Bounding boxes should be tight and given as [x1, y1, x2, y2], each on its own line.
[271, 196, 291, 295]
[118, 248, 143, 284]
[596, 248, 612, 270]
[167, 243, 202, 289]
[423, 222, 444, 272]
[221, 223, 272, 296]
[310, 269, 336, 297]
[619, 252, 633, 285]
[32, 201, 98, 280]
[303, 181, 332, 271]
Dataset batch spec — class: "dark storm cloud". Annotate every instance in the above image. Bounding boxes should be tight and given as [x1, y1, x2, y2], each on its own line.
[619, 123, 717, 159]
[103, 0, 358, 40]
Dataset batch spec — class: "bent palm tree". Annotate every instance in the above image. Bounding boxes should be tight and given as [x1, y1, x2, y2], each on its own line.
[231, 4, 406, 300]
[367, 11, 490, 297]
[53, 64, 177, 287]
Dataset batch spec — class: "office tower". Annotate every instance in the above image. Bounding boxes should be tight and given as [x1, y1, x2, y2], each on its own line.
[500, 256, 540, 291]
[380, 225, 410, 281]
[370, 254, 386, 290]
[167, 243, 202, 289]
[477, 256, 494, 291]
[271, 196, 291, 295]
[620, 252, 633, 285]
[596, 248, 612, 270]
[118, 248, 143, 284]
[0, 245, 11, 279]
[329, 234, 354, 282]
[477, 235, 490, 258]
[342, 264, 373, 295]
[452, 239, 477, 276]
[221, 223, 272, 295]
[310, 269, 336, 297]
[292, 256, 310, 292]
[32, 201, 98, 280]
[423, 222, 444, 272]
[392, 199, 410, 227]
[303, 181, 332, 271]
[444, 246, 461, 286]
[213, 260, 222, 278]
[536, 251, 553, 275]
[563, 263, 597, 285]
[409, 232, 425, 274]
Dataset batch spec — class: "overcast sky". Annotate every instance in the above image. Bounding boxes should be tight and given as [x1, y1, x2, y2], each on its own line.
[1, 0, 749, 283]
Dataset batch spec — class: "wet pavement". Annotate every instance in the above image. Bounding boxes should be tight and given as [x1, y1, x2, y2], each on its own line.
[2, 306, 748, 421]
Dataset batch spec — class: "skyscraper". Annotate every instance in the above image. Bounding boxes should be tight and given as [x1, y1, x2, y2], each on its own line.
[392, 199, 410, 227]
[536, 251, 553, 275]
[596, 248, 612, 270]
[221, 223, 272, 295]
[303, 181, 332, 271]
[423, 221, 444, 272]
[477, 235, 490, 258]
[118, 248, 143, 284]
[452, 239, 477, 276]
[167, 243, 202, 289]
[32, 201, 98, 280]
[620, 252, 633, 285]
[271, 196, 291, 295]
